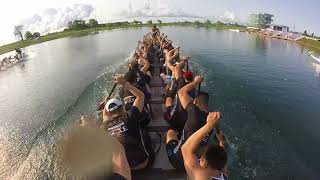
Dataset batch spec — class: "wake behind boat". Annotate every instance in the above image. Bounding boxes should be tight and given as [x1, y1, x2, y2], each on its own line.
[309, 51, 320, 63]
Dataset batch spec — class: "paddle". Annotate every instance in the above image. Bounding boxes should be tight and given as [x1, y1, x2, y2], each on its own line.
[186, 60, 189, 71]
[198, 82, 201, 95]
[107, 83, 117, 100]
[97, 83, 117, 111]
[198, 82, 223, 141]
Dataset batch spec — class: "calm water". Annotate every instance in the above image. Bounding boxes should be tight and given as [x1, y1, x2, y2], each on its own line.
[1, 27, 320, 179]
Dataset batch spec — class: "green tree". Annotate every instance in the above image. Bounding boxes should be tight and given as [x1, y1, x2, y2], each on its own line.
[79, 20, 86, 28]
[133, 20, 140, 25]
[311, 33, 315, 38]
[215, 21, 225, 28]
[14, 25, 24, 41]
[157, 20, 162, 24]
[205, 19, 212, 25]
[67, 21, 73, 30]
[194, 21, 201, 26]
[122, 21, 129, 26]
[33, 32, 41, 38]
[88, 19, 98, 27]
[147, 20, 153, 25]
[67, 20, 88, 30]
[303, 30, 308, 36]
[183, 21, 191, 25]
[25, 31, 33, 40]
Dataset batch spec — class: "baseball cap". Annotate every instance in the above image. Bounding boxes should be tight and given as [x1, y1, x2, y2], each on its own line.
[105, 98, 122, 112]
[183, 71, 194, 81]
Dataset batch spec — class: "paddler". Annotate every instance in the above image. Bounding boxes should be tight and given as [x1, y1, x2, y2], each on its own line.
[165, 76, 222, 171]
[62, 117, 131, 180]
[182, 113, 228, 180]
[103, 74, 150, 170]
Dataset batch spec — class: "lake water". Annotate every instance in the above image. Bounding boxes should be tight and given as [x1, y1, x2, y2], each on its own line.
[1, 27, 320, 179]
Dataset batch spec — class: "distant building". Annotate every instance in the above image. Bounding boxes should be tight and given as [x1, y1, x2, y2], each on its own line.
[269, 25, 289, 32]
[248, 13, 274, 29]
[263, 24, 303, 41]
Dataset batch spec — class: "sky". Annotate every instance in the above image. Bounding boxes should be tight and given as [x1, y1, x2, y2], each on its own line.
[0, 0, 319, 45]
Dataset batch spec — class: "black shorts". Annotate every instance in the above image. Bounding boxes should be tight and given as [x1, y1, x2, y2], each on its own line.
[164, 106, 186, 133]
[166, 140, 185, 171]
[164, 106, 174, 121]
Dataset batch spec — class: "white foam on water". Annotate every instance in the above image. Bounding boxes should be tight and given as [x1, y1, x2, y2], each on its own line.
[1, 51, 135, 179]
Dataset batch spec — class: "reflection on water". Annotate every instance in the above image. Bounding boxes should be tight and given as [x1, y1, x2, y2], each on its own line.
[311, 62, 320, 76]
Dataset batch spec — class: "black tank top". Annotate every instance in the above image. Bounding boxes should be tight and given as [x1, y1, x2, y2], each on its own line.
[105, 107, 148, 167]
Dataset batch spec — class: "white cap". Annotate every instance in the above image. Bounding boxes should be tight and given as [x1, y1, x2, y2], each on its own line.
[105, 98, 122, 112]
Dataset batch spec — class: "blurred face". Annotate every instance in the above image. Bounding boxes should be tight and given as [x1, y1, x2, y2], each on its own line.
[62, 127, 114, 177]
[79, 116, 97, 127]
[103, 106, 125, 124]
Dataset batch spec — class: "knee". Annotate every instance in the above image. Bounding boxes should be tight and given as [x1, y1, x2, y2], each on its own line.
[166, 129, 178, 143]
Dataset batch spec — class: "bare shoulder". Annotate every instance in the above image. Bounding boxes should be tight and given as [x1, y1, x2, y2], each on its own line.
[191, 169, 211, 180]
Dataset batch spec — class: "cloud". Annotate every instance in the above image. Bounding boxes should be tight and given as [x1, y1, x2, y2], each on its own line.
[114, 0, 202, 19]
[20, 4, 94, 34]
[217, 11, 239, 23]
[224, 11, 236, 21]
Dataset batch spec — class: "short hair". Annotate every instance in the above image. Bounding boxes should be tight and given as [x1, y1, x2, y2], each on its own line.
[205, 145, 227, 171]
[125, 71, 138, 83]
[152, 25, 157, 30]
[195, 91, 209, 105]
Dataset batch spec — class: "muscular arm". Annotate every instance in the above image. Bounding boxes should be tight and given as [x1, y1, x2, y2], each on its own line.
[139, 57, 150, 74]
[181, 112, 220, 179]
[165, 47, 180, 71]
[112, 140, 131, 180]
[123, 82, 144, 112]
[165, 56, 175, 72]
[178, 81, 197, 110]
[178, 75, 203, 109]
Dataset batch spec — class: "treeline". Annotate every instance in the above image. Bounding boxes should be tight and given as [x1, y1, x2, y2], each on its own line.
[64, 18, 245, 32]
[25, 31, 41, 40]
[303, 30, 320, 39]
[65, 19, 99, 31]
[64, 19, 147, 31]
[13, 25, 41, 41]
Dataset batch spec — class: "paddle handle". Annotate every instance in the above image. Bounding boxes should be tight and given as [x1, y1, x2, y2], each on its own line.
[215, 123, 221, 134]
[107, 83, 117, 100]
[98, 83, 117, 111]
[186, 61, 189, 71]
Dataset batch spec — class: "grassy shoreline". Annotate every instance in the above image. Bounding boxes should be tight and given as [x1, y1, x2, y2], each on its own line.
[0, 25, 147, 55]
[1, 22, 319, 55]
[296, 38, 320, 52]
[0, 22, 247, 55]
